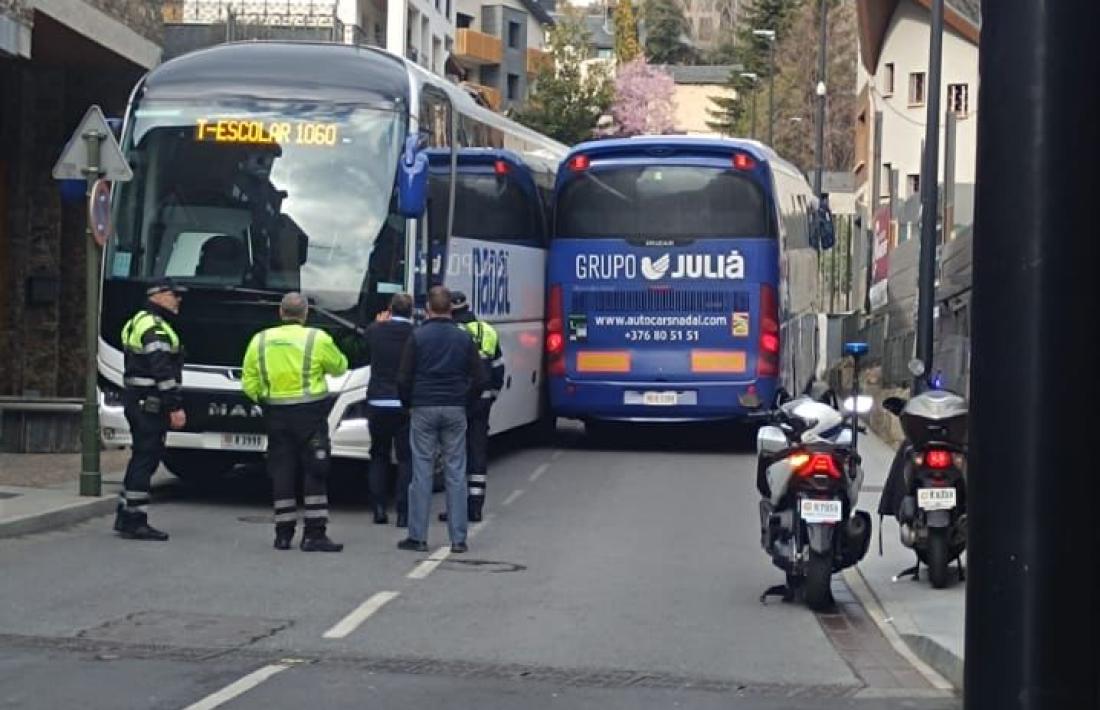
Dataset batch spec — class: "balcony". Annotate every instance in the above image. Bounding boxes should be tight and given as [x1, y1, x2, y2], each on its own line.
[463, 82, 502, 111]
[526, 47, 551, 76]
[454, 28, 502, 66]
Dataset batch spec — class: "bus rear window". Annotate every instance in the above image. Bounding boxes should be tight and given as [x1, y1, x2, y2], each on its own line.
[430, 173, 543, 244]
[555, 166, 772, 239]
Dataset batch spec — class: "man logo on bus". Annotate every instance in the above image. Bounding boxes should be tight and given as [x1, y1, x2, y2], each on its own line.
[641, 254, 671, 280]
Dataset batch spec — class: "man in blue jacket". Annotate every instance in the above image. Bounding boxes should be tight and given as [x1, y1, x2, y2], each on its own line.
[397, 286, 488, 553]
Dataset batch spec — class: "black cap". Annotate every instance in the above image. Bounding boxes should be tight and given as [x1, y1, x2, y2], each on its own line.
[146, 277, 187, 297]
[450, 290, 469, 309]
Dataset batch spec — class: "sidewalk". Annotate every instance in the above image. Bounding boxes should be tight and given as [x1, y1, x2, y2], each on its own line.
[0, 449, 130, 538]
[849, 430, 966, 690]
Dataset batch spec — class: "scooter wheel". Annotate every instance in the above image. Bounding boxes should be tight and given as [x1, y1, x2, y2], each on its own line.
[927, 528, 951, 589]
[804, 551, 835, 611]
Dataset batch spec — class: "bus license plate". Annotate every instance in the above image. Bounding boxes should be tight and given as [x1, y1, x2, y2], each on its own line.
[221, 433, 266, 451]
[917, 488, 956, 511]
[800, 499, 842, 523]
[643, 391, 678, 406]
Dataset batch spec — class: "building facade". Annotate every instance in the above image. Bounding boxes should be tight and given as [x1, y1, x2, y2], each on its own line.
[1, 0, 162, 404]
[660, 64, 735, 136]
[452, 0, 552, 111]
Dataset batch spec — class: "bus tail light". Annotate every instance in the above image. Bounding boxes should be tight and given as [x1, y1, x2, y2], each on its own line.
[758, 284, 780, 377]
[546, 283, 565, 376]
[732, 152, 756, 171]
[494, 160, 511, 176]
[568, 154, 590, 172]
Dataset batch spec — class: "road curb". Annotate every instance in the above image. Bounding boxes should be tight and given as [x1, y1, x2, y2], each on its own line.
[841, 567, 958, 692]
[0, 495, 116, 539]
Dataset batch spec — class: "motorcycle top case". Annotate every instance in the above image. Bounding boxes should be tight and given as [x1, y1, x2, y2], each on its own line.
[900, 390, 968, 447]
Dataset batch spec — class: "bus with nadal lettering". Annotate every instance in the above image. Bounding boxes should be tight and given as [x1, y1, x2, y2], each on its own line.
[546, 136, 827, 431]
[96, 41, 565, 481]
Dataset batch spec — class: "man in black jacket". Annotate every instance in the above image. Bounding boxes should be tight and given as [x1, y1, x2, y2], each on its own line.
[362, 293, 415, 527]
[397, 286, 487, 553]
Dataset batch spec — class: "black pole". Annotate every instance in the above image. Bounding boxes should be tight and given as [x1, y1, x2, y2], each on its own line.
[915, 0, 943, 386]
[966, 0, 1099, 708]
[751, 88, 758, 140]
[812, 0, 827, 196]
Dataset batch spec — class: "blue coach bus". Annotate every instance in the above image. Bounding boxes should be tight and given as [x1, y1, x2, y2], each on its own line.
[546, 136, 826, 427]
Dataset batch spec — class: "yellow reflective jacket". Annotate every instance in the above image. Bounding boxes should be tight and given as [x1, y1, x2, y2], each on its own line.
[241, 323, 348, 405]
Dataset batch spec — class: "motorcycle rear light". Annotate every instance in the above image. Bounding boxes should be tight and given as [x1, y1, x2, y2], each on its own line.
[926, 449, 952, 469]
[790, 452, 841, 479]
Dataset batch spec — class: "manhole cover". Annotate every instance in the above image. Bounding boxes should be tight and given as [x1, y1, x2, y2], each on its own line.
[238, 514, 273, 524]
[78, 611, 291, 648]
[440, 559, 527, 573]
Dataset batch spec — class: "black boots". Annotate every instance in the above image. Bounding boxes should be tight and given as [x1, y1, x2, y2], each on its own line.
[300, 532, 343, 552]
[373, 505, 389, 525]
[115, 510, 168, 541]
[468, 499, 484, 523]
[395, 511, 408, 528]
[274, 525, 294, 550]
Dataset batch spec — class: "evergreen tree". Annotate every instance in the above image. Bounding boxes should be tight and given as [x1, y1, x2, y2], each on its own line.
[513, 8, 614, 145]
[642, 0, 692, 65]
[613, 0, 641, 63]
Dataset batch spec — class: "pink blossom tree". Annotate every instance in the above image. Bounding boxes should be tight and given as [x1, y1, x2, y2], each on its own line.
[605, 59, 678, 137]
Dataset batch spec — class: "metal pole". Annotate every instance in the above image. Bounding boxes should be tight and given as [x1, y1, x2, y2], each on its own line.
[813, 0, 827, 196]
[915, 0, 943, 386]
[80, 132, 104, 497]
[943, 109, 957, 245]
[864, 111, 883, 314]
[966, 0, 1099, 707]
[751, 89, 758, 140]
[767, 41, 775, 145]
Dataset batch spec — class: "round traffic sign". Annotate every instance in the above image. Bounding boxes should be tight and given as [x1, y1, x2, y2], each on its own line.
[88, 178, 112, 247]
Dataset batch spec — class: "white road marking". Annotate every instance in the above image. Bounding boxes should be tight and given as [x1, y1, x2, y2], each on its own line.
[550, 450, 564, 461]
[182, 662, 293, 710]
[407, 545, 451, 580]
[529, 462, 551, 482]
[501, 489, 524, 506]
[321, 591, 400, 639]
[841, 568, 954, 690]
[468, 514, 493, 539]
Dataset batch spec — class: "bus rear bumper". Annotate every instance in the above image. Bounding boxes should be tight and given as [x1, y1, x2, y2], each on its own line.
[549, 377, 776, 422]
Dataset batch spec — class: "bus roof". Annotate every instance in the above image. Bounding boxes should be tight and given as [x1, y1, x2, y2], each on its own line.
[563, 135, 804, 181]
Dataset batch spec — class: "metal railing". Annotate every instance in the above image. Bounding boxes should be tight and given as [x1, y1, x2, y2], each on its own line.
[171, 0, 340, 28]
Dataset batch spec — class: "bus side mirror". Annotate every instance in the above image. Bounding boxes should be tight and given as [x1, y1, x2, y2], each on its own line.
[397, 135, 429, 218]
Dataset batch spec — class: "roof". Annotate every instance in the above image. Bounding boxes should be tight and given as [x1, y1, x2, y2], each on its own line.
[561, 12, 613, 50]
[658, 64, 741, 85]
[856, 0, 980, 74]
[518, 0, 555, 26]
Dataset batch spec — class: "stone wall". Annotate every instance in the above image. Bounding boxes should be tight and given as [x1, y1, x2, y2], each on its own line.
[84, 0, 164, 43]
[0, 0, 33, 24]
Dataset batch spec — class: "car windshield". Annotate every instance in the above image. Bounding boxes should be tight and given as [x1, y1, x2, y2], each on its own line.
[108, 99, 407, 312]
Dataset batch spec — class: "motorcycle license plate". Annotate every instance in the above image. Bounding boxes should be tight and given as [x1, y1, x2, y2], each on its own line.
[917, 487, 956, 511]
[800, 499, 842, 523]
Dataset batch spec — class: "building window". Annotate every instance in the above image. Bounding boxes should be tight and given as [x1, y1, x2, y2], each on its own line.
[909, 72, 926, 105]
[446, 0, 452, 20]
[883, 62, 895, 95]
[457, 12, 474, 28]
[882, 162, 892, 199]
[907, 173, 920, 196]
[508, 21, 521, 48]
[948, 83, 969, 116]
[507, 73, 519, 100]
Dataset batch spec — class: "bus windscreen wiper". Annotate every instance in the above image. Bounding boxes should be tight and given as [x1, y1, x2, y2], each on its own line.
[209, 285, 366, 336]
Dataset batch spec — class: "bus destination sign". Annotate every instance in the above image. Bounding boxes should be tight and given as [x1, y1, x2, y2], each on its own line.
[194, 119, 339, 147]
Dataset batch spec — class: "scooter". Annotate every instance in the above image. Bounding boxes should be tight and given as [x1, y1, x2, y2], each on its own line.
[879, 360, 969, 589]
[755, 343, 873, 611]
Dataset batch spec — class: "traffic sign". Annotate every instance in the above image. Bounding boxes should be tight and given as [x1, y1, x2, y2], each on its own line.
[88, 178, 112, 247]
[52, 105, 133, 182]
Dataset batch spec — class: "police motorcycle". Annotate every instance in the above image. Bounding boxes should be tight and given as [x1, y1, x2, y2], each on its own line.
[755, 343, 874, 611]
[878, 360, 968, 589]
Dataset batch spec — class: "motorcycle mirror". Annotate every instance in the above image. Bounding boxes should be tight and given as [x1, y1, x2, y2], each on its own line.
[882, 396, 906, 416]
[908, 358, 926, 377]
[842, 395, 873, 415]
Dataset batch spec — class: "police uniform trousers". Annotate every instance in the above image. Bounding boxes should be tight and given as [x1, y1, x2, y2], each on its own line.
[368, 406, 411, 515]
[119, 393, 169, 525]
[466, 398, 492, 512]
[265, 399, 333, 537]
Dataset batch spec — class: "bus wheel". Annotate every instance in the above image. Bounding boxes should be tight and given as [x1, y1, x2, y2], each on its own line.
[162, 450, 239, 483]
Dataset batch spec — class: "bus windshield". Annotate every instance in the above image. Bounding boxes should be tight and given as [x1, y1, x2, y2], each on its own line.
[555, 165, 772, 239]
[109, 99, 406, 312]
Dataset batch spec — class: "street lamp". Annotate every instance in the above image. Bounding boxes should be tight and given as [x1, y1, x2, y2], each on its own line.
[813, 0, 829, 198]
[739, 71, 759, 139]
[752, 28, 777, 145]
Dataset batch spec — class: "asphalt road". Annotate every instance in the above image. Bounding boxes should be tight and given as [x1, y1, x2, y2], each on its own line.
[0, 422, 959, 709]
